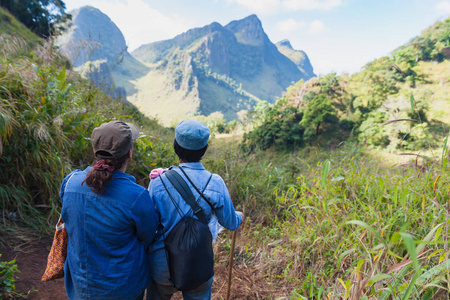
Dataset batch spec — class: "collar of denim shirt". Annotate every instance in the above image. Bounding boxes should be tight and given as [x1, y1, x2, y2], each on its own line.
[178, 162, 205, 170]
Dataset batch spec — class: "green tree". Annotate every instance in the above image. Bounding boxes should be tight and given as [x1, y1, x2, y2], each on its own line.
[300, 94, 337, 138]
[243, 98, 304, 150]
[0, 0, 69, 37]
[318, 73, 341, 98]
[409, 18, 450, 62]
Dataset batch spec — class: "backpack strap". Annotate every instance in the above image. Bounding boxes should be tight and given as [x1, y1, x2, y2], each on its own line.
[165, 170, 207, 224]
[178, 166, 214, 211]
[160, 174, 184, 217]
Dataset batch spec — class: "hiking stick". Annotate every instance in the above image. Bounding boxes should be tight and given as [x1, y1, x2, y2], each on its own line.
[226, 230, 237, 300]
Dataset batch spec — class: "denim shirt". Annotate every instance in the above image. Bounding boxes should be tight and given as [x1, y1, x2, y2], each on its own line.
[147, 162, 242, 284]
[61, 167, 158, 300]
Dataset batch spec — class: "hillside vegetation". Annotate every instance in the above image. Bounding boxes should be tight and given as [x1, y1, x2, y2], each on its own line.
[243, 18, 450, 154]
[0, 33, 175, 229]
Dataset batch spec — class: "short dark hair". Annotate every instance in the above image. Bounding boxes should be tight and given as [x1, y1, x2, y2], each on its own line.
[173, 139, 207, 162]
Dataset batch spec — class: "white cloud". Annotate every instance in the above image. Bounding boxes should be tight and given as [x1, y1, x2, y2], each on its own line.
[308, 20, 325, 33]
[276, 18, 306, 32]
[228, 0, 280, 15]
[436, 1, 450, 14]
[283, 0, 342, 10]
[229, 0, 342, 15]
[65, 0, 193, 51]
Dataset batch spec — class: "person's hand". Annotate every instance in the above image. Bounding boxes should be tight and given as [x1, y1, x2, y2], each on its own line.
[149, 168, 168, 180]
[236, 211, 244, 221]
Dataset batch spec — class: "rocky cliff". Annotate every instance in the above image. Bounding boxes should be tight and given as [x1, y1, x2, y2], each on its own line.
[131, 14, 315, 121]
[276, 39, 315, 79]
[55, 6, 148, 98]
[56, 6, 127, 67]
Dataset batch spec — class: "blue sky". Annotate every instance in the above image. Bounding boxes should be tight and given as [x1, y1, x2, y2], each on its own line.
[63, 0, 450, 75]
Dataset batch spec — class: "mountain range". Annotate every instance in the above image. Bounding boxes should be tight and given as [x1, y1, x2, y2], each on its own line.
[56, 6, 315, 124]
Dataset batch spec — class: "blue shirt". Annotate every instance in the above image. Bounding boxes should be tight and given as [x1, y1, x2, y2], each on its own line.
[61, 167, 158, 300]
[147, 162, 242, 284]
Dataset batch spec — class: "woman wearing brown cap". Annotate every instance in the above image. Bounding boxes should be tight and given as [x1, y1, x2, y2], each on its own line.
[60, 121, 158, 300]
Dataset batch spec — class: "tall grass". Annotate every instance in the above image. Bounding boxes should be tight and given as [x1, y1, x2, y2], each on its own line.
[0, 35, 175, 229]
[206, 139, 450, 298]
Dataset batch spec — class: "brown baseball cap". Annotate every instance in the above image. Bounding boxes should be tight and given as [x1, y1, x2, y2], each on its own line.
[91, 121, 139, 159]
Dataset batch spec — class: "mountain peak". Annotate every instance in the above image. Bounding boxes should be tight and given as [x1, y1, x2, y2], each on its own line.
[275, 40, 315, 78]
[207, 21, 223, 31]
[71, 5, 107, 20]
[243, 14, 261, 23]
[225, 14, 265, 45]
[277, 39, 293, 49]
[74, 5, 99, 13]
[56, 5, 127, 67]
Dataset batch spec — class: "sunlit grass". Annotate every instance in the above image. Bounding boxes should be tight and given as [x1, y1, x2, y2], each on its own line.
[205, 140, 450, 298]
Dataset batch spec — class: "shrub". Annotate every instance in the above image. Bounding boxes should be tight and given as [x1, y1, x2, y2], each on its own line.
[300, 94, 338, 139]
[242, 98, 304, 151]
[0, 255, 25, 299]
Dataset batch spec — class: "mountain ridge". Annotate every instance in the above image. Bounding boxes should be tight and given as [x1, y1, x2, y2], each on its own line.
[56, 7, 315, 124]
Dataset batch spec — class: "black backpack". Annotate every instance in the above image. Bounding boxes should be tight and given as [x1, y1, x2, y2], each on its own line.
[160, 167, 215, 291]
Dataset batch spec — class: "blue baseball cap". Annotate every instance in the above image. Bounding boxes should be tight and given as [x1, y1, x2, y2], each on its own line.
[175, 119, 210, 150]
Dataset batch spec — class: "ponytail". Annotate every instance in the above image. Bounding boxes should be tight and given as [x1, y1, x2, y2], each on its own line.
[82, 153, 129, 193]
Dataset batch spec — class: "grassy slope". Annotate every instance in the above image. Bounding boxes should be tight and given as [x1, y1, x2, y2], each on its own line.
[204, 135, 450, 298]
[0, 7, 41, 46]
[111, 53, 150, 95]
[126, 66, 200, 126]
[197, 74, 259, 120]
[126, 64, 262, 125]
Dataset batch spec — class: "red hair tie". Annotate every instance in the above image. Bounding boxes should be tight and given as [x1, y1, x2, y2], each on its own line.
[94, 160, 115, 172]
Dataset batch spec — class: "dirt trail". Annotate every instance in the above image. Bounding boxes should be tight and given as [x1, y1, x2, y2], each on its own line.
[0, 238, 66, 300]
[0, 234, 290, 299]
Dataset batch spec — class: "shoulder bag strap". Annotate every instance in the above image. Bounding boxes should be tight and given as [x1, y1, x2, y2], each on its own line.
[178, 166, 215, 211]
[58, 171, 78, 229]
[165, 169, 207, 223]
